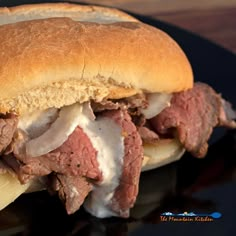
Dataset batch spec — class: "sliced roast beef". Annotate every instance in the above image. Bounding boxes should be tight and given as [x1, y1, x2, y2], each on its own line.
[151, 82, 236, 157]
[121, 93, 148, 109]
[0, 82, 235, 218]
[0, 159, 13, 175]
[219, 98, 236, 127]
[52, 174, 92, 214]
[102, 110, 143, 217]
[0, 154, 22, 177]
[131, 113, 146, 127]
[138, 126, 159, 143]
[0, 114, 18, 154]
[92, 94, 148, 112]
[91, 100, 120, 112]
[14, 126, 101, 183]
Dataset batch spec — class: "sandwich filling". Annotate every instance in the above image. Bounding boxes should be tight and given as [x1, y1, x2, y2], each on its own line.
[0, 82, 235, 218]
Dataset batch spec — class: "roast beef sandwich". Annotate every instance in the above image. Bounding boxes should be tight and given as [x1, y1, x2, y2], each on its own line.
[0, 3, 235, 218]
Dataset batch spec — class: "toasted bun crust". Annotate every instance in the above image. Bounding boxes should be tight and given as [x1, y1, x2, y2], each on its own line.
[0, 3, 193, 115]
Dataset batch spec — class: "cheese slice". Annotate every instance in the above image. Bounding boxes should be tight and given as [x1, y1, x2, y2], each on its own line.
[0, 173, 31, 211]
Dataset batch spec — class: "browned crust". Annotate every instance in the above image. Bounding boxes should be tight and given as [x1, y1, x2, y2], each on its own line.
[0, 4, 193, 114]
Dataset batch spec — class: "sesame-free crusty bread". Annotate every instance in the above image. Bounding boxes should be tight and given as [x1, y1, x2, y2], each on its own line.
[0, 4, 191, 211]
[0, 3, 193, 115]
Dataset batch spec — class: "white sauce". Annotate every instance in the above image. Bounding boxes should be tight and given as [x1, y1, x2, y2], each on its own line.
[78, 105, 125, 218]
[18, 102, 125, 217]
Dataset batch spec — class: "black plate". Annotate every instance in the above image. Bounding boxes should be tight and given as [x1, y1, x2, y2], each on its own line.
[0, 1, 236, 236]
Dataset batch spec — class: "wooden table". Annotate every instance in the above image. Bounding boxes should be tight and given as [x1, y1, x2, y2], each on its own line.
[72, 0, 236, 53]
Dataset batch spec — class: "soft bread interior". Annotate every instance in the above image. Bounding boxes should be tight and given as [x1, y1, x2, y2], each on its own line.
[0, 173, 31, 211]
[0, 79, 139, 115]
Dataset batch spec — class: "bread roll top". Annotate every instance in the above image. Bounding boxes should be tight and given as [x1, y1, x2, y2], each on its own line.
[0, 4, 193, 115]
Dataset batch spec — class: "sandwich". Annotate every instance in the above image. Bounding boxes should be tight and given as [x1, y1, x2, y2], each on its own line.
[0, 3, 235, 218]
